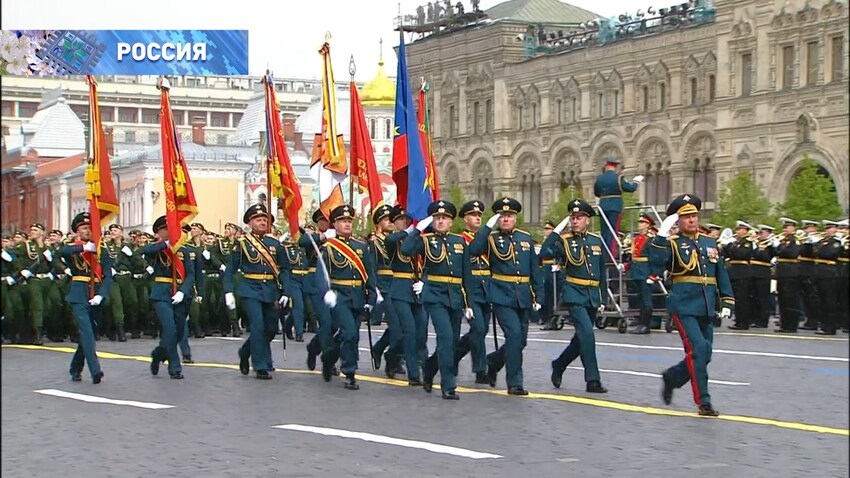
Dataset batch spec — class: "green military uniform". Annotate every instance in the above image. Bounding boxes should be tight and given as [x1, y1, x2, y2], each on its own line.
[130, 240, 152, 338]
[2, 245, 25, 343]
[45, 238, 75, 341]
[104, 236, 138, 341]
[200, 237, 225, 335]
[15, 231, 58, 344]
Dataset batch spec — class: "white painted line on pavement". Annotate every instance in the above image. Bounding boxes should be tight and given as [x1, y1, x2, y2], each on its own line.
[34, 389, 174, 410]
[566, 366, 750, 386]
[273, 424, 502, 459]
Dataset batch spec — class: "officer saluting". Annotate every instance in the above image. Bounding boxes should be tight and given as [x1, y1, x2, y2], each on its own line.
[141, 216, 196, 380]
[542, 199, 609, 393]
[401, 200, 473, 400]
[320, 204, 379, 390]
[651, 194, 734, 416]
[224, 203, 289, 379]
[454, 200, 490, 384]
[469, 197, 543, 395]
[61, 212, 113, 384]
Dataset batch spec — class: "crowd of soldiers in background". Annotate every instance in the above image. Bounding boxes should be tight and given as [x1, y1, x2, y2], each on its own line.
[2, 214, 848, 346]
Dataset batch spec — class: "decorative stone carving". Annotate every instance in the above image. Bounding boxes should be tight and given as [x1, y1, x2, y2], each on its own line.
[733, 18, 754, 37]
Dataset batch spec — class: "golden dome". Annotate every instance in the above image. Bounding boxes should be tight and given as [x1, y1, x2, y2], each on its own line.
[360, 39, 395, 107]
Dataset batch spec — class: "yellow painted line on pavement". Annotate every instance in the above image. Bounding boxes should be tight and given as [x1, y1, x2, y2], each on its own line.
[4, 344, 848, 437]
[714, 332, 848, 342]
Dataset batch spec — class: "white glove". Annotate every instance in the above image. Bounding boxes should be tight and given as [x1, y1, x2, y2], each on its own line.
[657, 214, 679, 238]
[121, 246, 133, 257]
[83, 242, 97, 252]
[48, 272, 55, 281]
[751, 241, 758, 250]
[43, 249, 53, 262]
[20, 270, 33, 279]
[553, 216, 571, 234]
[412, 281, 424, 295]
[633, 175, 645, 183]
[164, 241, 170, 248]
[616, 263, 625, 272]
[646, 277, 656, 284]
[202, 250, 211, 260]
[486, 213, 501, 229]
[278, 295, 289, 307]
[219, 264, 227, 272]
[770, 257, 778, 266]
[1, 250, 12, 262]
[195, 296, 203, 304]
[551, 264, 561, 272]
[225, 292, 236, 310]
[323, 289, 338, 308]
[5, 276, 15, 286]
[323, 229, 336, 240]
[88, 295, 103, 306]
[720, 236, 735, 246]
[64, 268, 71, 276]
[375, 289, 384, 304]
[171, 291, 185, 304]
[364, 304, 373, 313]
[146, 266, 155, 275]
[416, 216, 434, 232]
[532, 302, 542, 312]
[111, 268, 118, 277]
[719, 307, 731, 319]
[808, 235, 819, 244]
[597, 304, 606, 315]
[770, 238, 781, 248]
[464, 308, 474, 321]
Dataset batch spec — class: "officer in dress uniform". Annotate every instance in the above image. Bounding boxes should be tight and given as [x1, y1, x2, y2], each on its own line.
[386, 205, 429, 386]
[224, 204, 289, 379]
[320, 204, 378, 390]
[651, 194, 734, 417]
[142, 216, 196, 380]
[539, 220, 559, 328]
[774, 218, 801, 333]
[302, 210, 335, 372]
[105, 224, 138, 342]
[751, 225, 778, 328]
[593, 156, 643, 257]
[368, 204, 406, 378]
[45, 229, 73, 342]
[838, 220, 849, 332]
[543, 199, 609, 393]
[178, 223, 205, 364]
[453, 200, 491, 384]
[281, 232, 308, 342]
[627, 212, 656, 335]
[470, 197, 544, 395]
[812, 220, 842, 335]
[704, 223, 722, 240]
[401, 200, 473, 399]
[722, 221, 756, 330]
[62, 212, 113, 384]
[797, 220, 821, 329]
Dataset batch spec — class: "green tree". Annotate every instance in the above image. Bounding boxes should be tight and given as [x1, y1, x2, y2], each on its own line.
[446, 184, 467, 234]
[709, 170, 776, 229]
[779, 157, 843, 221]
[545, 186, 583, 224]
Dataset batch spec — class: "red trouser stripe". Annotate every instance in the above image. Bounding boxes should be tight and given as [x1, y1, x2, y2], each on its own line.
[671, 313, 702, 407]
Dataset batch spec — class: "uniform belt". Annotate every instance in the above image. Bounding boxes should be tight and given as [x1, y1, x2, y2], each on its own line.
[728, 260, 749, 265]
[541, 260, 555, 265]
[205, 272, 220, 278]
[566, 277, 600, 287]
[471, 270, 491, 276]
[133, 273, 145, 279]
[35, 273, 52, 279]
[154, 277, 184, 284]
[815, 259, 837, 265]
[72, 276, 101, 283]
[599, 194, 620, 199]
[492, 273, 529, 283]
[114, 270, 132, 276]
[426, 275, 463, 285]
[672, 276, 717, 285]
[331, 279, 362, 287]
[632, 257, 649, 262]
[839, 258, 850, 263]
[291, 270, 309, 276]
[798, 257, 815, 262]
[308, 267, 317, 273]
[750, 260, 772, 267]
[377, 269, 394, 276]
[777, 258, 798, 263]
[243, 273, 276, 280]
[393, 272, 415, 279]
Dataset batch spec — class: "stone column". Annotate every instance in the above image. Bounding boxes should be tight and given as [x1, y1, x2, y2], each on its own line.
[143, 176, 154, 231]
[58, 180, 69, 232]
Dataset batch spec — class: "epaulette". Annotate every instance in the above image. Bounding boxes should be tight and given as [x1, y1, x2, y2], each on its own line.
[587, 232, 602, 239]
[669, 234, 680, 240]
[560, 232, 573, 239]
[514, 228, 531, 237]
[349, 237, 366, 245]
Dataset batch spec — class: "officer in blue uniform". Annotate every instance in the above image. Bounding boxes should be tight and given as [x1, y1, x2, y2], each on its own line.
[651, 194, 734, 416]
[627, 212, 656, 335]
[178, 223, 205, 364]
[223, 204, 288, 380]
[593, 156, 643, 256]
[401, 200, 473, 400]
[142, 215, 196, 380]
[386, 205, 429, 386]
[368, 204, 405, 378]
[281, 233, 308, 342]
[543, 199, 609, 393]
[469, 197, 544, 395]
[302, 210, 334, 371]
[320, 204, 378, 390]
[453, 200, 490, 384]
[62, 212, 112, 384]
[539, 220, 563, 329]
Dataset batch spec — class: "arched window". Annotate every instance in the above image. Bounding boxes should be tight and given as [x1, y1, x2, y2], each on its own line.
[385, 118, 392, 139]
[642, 86, 649, 112]
[369, 118, 377, 140]
[658, 83, 667, 110]
[693, 157, 717, 203]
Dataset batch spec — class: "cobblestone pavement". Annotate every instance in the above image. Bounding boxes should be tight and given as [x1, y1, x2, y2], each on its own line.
[2, 322, 848, 477]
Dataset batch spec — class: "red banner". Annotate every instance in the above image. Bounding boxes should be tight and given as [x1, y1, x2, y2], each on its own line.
[418, 82, 439, 200]
[349, 81, 384, 214]
[264, 74, 303, 238]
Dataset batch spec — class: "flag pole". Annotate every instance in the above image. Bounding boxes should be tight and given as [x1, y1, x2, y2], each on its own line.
[349, 54, 357, 230]
[265, 71, 274, 233]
